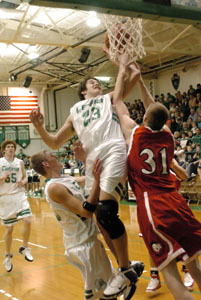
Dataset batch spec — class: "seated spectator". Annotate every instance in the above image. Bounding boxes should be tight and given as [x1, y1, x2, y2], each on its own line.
[176, 116, 183, 131]
[188, 84, 196, 97]
[174, 131, 181, 142]
[170, 116, 180, 133]
[179, 131, 188, 149]
[184, 144, 195, 169]
[192, 127, 201, 147]
[179, 111, 187, 122]
[197, 116, 201, 130]
[186, 144, 201, 181]
[188, 107, 198, 122]
[191, 122, 198, 135]
[188, 95, 197, 109]
[174, 145, 185, 168]
[195, 84, 201, 95]
[181, 121, 189, 134]
[179, 96, 189, 113]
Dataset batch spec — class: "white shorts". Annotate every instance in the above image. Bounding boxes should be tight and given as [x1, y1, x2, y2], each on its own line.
[65, 237, 114, 300]
[85, 141, 127, 200]
[0, 192, 32, 226]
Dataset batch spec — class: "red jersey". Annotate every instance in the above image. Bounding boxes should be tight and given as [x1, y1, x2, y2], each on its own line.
[128, 126, 176, 198]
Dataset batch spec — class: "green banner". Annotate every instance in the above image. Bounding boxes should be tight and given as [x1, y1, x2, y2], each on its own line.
[16, 125, 30, 148]
[3, 126, 17, 142]
[0, 126, 4, 145]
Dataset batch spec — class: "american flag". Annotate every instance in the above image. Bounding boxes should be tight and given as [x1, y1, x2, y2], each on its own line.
[0, 95, 38, 124]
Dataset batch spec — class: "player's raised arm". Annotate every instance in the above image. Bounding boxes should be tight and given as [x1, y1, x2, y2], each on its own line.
[30, 107, 75, 150]
[113, 53, 137, 146]
[137, 73, 155, 110]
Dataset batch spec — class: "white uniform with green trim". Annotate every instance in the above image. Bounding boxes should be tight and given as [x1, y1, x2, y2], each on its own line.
[70, 94, 127, 199]
[45, 176, 114, 300]
[0, 157, 32, 225]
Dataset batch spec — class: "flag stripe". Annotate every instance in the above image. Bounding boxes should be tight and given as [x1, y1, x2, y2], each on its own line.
[0, 95, 38, 124]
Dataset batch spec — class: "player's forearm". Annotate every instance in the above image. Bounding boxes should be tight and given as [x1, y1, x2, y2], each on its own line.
[34, 125, 62, 149]
[0, 175, 7, 182]
[170, 159, 187, 181]
[137, 77, 155, 110]
[122, 64, 140, 99]
[87, 180, 100, 205]
[113, 64, 127, 104]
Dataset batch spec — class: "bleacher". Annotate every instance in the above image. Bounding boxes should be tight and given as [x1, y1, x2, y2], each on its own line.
[180, 176, 201, 205]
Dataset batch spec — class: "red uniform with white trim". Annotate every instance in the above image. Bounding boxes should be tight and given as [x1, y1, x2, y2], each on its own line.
[128, 125, 201, 270]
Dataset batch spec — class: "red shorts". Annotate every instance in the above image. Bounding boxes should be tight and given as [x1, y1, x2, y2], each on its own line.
[137, 190, 201, 270]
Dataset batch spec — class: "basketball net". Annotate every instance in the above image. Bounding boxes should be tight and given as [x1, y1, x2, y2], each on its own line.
[102, 14, 146, 63]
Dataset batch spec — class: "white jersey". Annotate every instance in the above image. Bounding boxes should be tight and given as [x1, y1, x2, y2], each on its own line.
[45, 176, 97, 250]
[71, 94, 127, 198]
[70, 94, 126, 154]
[0, 157, 25, 195]
[26, 168, 34, 178]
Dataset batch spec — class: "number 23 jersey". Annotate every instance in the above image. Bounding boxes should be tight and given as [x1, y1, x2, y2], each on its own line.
[128, 125, 176, 198]
[70, 94, 125, 154]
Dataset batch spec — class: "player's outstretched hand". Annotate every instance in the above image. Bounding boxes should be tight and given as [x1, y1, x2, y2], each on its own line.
[73, 141, 86, 163]
[30, 107, 44, 128]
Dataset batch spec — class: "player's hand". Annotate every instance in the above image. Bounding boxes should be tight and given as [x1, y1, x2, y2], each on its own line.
[17, 180, 24, 187]
[92, 158, 102, 181]
[30, 107, 44, 128]
[4, 171, 11, 181]
[73, 141, 86, 163]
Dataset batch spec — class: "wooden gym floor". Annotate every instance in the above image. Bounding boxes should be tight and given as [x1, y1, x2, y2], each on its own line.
[0, 196, 200, 300]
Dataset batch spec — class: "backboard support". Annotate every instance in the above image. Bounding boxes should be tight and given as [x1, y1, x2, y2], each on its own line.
[28, 0, 201, 25]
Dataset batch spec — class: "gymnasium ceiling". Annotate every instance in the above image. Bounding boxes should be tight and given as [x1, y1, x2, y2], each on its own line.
[0, 0, 201, 89]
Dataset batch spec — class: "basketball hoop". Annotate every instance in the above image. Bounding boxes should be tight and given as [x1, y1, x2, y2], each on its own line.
[102, 14, 145, 63]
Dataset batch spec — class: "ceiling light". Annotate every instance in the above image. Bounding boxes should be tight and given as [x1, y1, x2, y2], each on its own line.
[28, 52, 39, 59]
[86, 11, 101, 28]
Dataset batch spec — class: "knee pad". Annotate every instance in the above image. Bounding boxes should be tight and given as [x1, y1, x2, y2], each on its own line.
[96, 200, 125, 239]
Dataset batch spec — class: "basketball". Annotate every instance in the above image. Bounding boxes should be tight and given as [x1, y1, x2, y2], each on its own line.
[105, 26, 131, 51]
[105, 32, 110, 49]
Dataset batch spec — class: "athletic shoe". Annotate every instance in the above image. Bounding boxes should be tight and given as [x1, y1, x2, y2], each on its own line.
[103, 267, 138, 298]
[3, 254, 13, 272]
[130, 261, 144, 277]
[146, 277, 161, 292]
[183, 271, 194, 290]
[121, 284, 136, 300]
[19, 246, 33, 262]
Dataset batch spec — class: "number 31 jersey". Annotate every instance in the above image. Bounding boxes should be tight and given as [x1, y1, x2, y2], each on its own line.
[70, 94, 125, 154]
[128, 125, 176, 198]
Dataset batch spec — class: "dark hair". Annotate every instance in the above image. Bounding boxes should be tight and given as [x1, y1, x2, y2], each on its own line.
[78, 76, 100, 100]
[146, 103, 169, 130]
[1, 140, 17, 153]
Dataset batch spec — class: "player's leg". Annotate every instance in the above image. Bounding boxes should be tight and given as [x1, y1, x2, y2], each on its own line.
[182, 264, 194, 290]
[3, 224, 14, 272]
[19, 216, 33, 262]
[186, 258, 201, 292]
[95, 218, 118, 261]
[96, 199, 138, 298]
[161, 259, 194, 300]
[146, 254, 161, 292]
